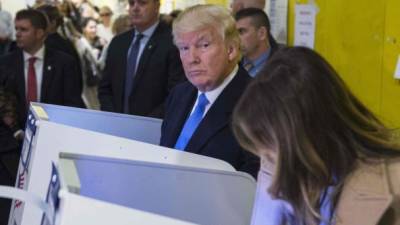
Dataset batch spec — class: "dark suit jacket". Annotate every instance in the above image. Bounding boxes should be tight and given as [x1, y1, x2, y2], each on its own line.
[160, 66, 260, 178]
[98, 21, 185, 118]
[0, 47, 84, 129]
[45, 33, 83, 88]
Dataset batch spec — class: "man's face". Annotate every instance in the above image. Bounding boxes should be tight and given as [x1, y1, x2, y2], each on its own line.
[176, 27, 238, 92]
[128, 0, 159, 32]
[236, 17, 261, 59]
[15, 19, 45, 53]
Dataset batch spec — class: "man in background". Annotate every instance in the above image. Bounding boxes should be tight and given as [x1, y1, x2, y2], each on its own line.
[160, 5, 259, 178]
[98, 0, 184, 118]
[0, 8, 84, 128]
[235, 8, 278, 77]
[0, 8, 83, 224]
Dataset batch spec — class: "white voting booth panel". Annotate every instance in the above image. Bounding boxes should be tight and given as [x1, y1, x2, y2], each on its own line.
[9, 104, 235, 225]
[56, 192, 199, 225]
[26, 103, 163, 144]
[53, 153, 256, 225]
[0, 186, 197, 225]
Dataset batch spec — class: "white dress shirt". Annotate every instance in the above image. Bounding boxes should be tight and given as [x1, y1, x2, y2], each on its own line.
[190, 65, 239, 118]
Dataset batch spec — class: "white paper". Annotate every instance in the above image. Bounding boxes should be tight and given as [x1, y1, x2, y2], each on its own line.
[294, 4, 317, 49]
[265, 0, 289, 44]
[394, 55, 400, 79]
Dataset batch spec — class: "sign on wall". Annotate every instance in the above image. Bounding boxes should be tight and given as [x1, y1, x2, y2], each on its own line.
[265, 0, 289, 44]
[294, 3, 317, 49]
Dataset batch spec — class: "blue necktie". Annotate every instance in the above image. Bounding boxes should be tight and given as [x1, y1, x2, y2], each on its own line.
[124, 33, 143, 113]
[174, 93, 209, 150]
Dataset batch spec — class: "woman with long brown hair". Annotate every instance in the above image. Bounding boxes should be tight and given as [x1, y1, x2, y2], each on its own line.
[233, 46, 400, 225]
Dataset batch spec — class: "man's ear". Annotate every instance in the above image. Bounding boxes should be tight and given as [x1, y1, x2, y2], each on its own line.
[36, 28, 46, 39]
[227, 43, 239, 61]
[257, 26, 268, 41]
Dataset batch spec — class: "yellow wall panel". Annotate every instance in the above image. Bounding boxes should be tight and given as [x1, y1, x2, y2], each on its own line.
[288, 0, 391, 123]
[381, 0, 400, 127]
[332, 1, 385, 114]
[205, 0, 228, 6]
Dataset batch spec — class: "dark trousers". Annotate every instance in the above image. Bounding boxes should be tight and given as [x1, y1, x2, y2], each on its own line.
[0, 144, 20, 225]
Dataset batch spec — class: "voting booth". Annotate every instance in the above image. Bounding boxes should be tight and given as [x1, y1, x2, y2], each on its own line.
[4, 103, 256, 225]
[42, 153, 255, 225]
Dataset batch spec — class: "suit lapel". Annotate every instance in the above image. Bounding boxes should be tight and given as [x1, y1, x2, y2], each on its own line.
[11, 51, 29, 126]
[185, 68, 249, 154]
[335, 160, 393, 225]
[41, 48, 53, 102]
[114, 30, 135, 105]
[185, 103, 229, 154]
[165, 87, 197, 147]
[15, 51, 26, 105]
[131, 23, 160, 92]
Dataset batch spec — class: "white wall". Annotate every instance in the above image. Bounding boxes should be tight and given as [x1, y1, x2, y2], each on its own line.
[1, 0, 27, 16]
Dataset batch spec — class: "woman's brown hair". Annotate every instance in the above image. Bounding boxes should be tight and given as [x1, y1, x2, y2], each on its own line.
[233, 46, 400, 225]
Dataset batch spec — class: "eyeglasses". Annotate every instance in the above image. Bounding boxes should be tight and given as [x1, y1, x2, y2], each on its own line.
[100, 13, 112, 17]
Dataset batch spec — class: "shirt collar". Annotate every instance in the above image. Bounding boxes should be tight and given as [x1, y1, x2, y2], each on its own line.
[23, 45, 45, 62]
[137, 21, 159, 39]
[243, 47, 272, 69]
[198, 65, 239, 105]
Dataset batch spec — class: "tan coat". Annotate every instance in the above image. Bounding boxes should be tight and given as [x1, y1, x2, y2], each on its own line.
[335, 158, 400, 225]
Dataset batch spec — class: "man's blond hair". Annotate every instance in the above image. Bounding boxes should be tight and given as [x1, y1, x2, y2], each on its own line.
[172, 4, 240, 62]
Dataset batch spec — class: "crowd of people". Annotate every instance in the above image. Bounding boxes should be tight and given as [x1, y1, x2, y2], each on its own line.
[0, 0, 399, 225]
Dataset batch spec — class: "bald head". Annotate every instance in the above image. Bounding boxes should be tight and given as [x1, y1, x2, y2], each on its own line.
[231, 0, 266, 15]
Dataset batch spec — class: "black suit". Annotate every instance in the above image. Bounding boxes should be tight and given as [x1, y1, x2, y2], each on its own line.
[0, 48, 84, 129]
[160, 66, 260, 178]
[0, 48, 83, 224]
[0, 87, 20, 187]
[45, 33, 83, 88]
[98, 21, 185, 118]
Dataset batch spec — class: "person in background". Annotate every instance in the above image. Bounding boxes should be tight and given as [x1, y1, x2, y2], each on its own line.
[0, 8, 16, 55]
[160, 4, 259, 178]
[0, 70, 21, 225]
[160, 13, 173, 27]
[59, 0, 84, 36]
[76, 17, 105, 109]
[98, 14, 131, 70]
[98, 0, 184, 118]
[233, 46, 400, 225]
[0, 9, 84, 223]
[78, 17, 105, 56]
[235, 8, 277, 77]
[0, 8, 84, 127]
[111, 14, 131, 35]
[169, 9, 182, 20]
[36, 4, 83, 91]
[97, 6, 114, 43]
[160, 9, 182, 27]
[230, 0, 265, 15]
[70, 0, 99, 20]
